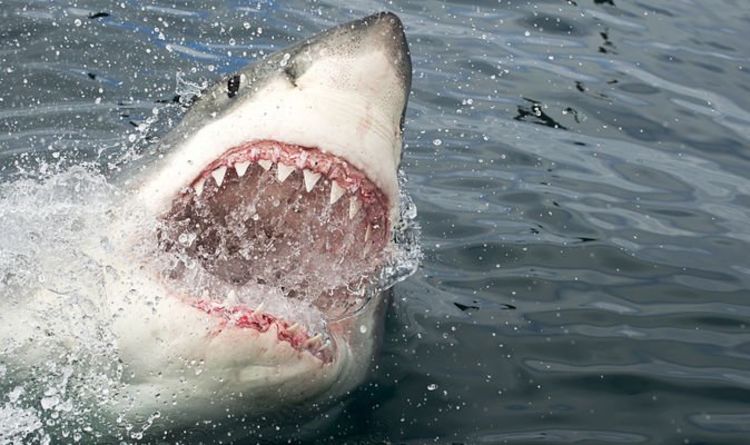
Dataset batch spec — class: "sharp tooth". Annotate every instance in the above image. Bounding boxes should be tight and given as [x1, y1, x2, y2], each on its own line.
[258, 159, 273, 171]
[193, 177, 205, 196]
[349, 197, 362, 219]
[234, 161, 250, 177]
[211, 166, 227, 187]
[254, 302, 265, 315]
[276, 163, 295, 183]
[305, 334, 323, 348]
[330, 182, 345, 205]
[287, 323, 301, 334]
[364, 225, 371, 243]
[303, 170, 321, 192]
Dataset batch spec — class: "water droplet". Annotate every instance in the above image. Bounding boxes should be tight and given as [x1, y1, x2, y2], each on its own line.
[41, 395, 60, 410]
[280, 53, 291, 67]
[432, 139, 442, 147]
[178, 232, 195, 247]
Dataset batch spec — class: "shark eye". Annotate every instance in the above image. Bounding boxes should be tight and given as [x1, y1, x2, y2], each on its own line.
[227, 74, 241, 98]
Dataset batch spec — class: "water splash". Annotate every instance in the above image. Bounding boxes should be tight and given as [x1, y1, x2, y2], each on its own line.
[378, 170, 423, 292]
[0, 160, 421, 440]
[0, 167, 127, 442]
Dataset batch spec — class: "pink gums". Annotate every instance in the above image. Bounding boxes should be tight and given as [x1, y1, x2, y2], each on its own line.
[191, 139, 390, 229]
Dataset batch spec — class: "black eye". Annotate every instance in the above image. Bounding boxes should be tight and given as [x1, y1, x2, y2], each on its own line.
[227, 75, 241, 98]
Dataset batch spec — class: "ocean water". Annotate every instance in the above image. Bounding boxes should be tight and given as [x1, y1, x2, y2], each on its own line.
[2, 0, 750, 444]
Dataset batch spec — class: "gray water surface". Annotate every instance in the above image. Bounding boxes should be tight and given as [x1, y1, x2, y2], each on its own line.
[2, 0, 750, 444]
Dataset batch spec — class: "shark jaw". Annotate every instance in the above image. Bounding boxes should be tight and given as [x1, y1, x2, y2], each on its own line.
[157, 139, 391, 363]
[109, 12, 412, 423]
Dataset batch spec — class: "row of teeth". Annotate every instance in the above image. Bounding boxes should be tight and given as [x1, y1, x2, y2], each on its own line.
[290, 327, 331, 354]
[276, 323, 330, 353]
[193, 160, 364, 220]
[249, 301, 331, 355]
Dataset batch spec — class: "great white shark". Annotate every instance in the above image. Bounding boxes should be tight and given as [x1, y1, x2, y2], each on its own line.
[0, 11, 414, 436]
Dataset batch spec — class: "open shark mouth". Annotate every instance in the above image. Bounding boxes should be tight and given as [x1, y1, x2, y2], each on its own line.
[156, 140, 392, 361]
[0, 13, 415, 437]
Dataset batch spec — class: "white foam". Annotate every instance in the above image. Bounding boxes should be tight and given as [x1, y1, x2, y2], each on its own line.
[0, 168, 127, 439]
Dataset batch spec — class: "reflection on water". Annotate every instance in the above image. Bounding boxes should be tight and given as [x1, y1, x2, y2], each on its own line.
[2, 0, 750, 443]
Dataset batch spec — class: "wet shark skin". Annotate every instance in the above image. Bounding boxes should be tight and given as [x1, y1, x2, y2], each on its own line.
[134, 12, 412, 227]
[0, 12, 413, 434]
[112, 12, 412, 427]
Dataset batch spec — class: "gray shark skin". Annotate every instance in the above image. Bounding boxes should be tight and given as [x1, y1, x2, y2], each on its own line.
[0, 11, 413, 439]
[176, 12, 411, 136]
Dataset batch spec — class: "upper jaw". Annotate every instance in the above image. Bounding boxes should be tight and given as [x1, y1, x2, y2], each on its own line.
[188, 139, 390, 240]
[136, 77, 404, 226]
[134, 12, 411, 227]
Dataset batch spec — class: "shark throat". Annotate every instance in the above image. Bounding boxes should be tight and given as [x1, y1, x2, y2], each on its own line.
[158, 140, 391, 328]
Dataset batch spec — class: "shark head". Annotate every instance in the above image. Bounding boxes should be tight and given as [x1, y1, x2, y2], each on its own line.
[139, 11, 410, 225]
[110, 12, 412, 424]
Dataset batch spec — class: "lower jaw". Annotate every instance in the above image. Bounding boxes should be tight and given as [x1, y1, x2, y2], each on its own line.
[192, 299, 335, 363]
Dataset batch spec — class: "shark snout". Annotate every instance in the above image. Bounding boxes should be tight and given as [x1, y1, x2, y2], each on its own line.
[138, 12, 411, 227]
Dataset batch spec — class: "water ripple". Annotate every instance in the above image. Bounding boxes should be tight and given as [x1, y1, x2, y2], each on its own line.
[3, 0, 750, 443]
